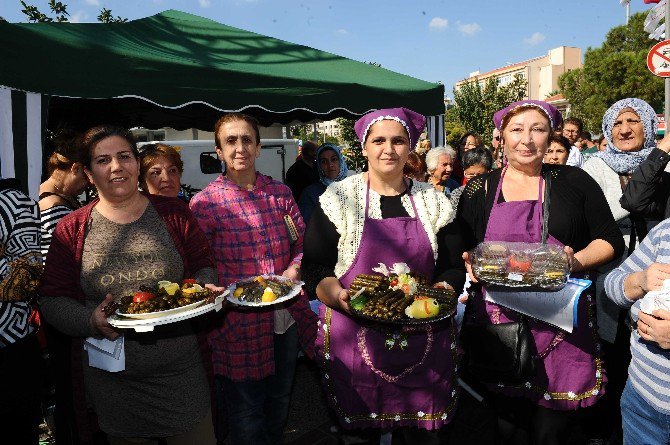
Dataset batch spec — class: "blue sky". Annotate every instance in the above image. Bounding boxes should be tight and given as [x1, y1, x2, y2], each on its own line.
[0, 0, 654, 96]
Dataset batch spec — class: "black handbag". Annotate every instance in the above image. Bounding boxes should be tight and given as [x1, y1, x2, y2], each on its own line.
[461, 170, 552, 384]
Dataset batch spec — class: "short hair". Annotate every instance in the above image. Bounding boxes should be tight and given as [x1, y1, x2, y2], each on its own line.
[139, 144, 184, 190]
[301, 141, 319, 159]
[501, 105, 551, 132]
[563, 117, 584, 133]
[80, 125, 139, 169]
[550, 133, 572, 152]
[462, 147, 493, 171]
[581, 131, 592, 141]
[214, 113, 261, 148]
[596, 134, 606, 145]
[403, 151, 427, 180]
[458, 132, 483, 150]
[425, 146, 457, 173]
[45, 129, 85, 176]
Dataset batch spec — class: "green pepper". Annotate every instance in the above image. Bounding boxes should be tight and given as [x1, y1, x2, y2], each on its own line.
[350, 294, 369, 311]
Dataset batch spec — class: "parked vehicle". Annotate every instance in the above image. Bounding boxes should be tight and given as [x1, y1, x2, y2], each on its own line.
[140, 139, 300, 192]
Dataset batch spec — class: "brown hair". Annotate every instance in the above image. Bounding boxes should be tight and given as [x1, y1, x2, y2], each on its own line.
[403, 152, 427, 181]
[214, 113, 261, 148]
[458, 132, 483, 150]
[549, 133, 572, 152]
[80, 125, 139, 169]
[139, 144, 184, 189]
[46, 130, 85, 176]
[500, 105, 551, 133]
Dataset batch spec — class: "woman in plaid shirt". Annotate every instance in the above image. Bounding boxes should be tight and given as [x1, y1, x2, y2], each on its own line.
[190, 113, 317, 445]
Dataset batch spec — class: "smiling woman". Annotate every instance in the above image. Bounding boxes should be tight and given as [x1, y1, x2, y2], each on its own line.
[39, 125, 219, 444]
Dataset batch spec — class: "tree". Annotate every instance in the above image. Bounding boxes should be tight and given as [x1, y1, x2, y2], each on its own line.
[451, 74, 527, 145]
[558, 12, 663, 133]
[444, 107, 466, 148]
[337, 118, 367, 172]
[20, 0, 126, 23]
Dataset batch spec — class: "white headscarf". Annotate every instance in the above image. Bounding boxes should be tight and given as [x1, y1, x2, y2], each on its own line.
[596, 98, 658, 174]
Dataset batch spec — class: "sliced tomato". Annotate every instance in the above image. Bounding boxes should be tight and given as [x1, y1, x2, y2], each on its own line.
[508, 255, 532, 273]
[133, 291, 156, 303]
[182, 278, 197, 285]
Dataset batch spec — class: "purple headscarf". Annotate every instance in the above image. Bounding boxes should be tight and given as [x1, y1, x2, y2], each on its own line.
[493, 100, 563, 131]
[354, 107, 426, 150]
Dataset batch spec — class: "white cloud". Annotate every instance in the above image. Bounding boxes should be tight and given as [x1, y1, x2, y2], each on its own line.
[457, 21, 482, 36]
[523, 32, 546, 45]
[83, 0, 100, 6]
[428, 17, 448, 31]
[336, 29, 348, 35]
[70, 10, 88, 23]
[199, 0, 212, 7]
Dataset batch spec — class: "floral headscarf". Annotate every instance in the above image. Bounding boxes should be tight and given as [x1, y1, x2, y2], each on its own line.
[596, 98, 658, 174]
[316, 143, 348, 186]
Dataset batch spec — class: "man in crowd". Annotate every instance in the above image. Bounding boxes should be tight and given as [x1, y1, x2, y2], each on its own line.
[285, 141, 319, 201]
[562, 116, 585, 167]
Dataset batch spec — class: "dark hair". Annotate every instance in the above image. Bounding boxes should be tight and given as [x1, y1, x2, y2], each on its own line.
[403, 151, 427, 181]
[301, 141, 319, 159]
[214, 113, 261, 148]
[581, 131, 592, 141]
[550, 133, 572, 152]
[461, 147, 493, 171]
[139, 144, 184, 190]
[597, 134, 606, 145]
[563, 117, 584, 133]
[45, 129, 86, 176]
[458, 132, 483, 150]
[80, 125, 139, 169]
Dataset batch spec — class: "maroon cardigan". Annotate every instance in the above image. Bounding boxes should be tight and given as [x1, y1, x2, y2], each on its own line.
[39, 194, 216, 443]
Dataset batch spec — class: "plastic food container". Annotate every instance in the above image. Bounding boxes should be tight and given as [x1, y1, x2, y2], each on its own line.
[470, 241, 570, 290]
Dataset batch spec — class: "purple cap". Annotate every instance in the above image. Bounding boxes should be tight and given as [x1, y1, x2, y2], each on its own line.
[354, 107, 426, 150]
[493, 100, 563, 131]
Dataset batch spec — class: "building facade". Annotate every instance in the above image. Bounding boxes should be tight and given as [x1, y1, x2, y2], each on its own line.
[455, 46, 582, 102]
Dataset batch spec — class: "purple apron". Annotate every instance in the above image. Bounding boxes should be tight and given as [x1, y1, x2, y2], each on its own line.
[469, 168, 604, 410]
[316, 181, 458, 430]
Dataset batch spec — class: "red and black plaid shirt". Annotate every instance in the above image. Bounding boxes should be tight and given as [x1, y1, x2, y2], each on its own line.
[190, 174, 317, 381]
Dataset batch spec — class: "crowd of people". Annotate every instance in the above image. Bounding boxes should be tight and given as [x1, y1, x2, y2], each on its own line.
[1, 96, 670, 445]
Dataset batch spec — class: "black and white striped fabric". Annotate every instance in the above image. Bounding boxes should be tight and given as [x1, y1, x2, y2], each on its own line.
[0, 188, 41, 348]
[0, 86, 47, 199]
[40, 205, 72, 260]
[427, 114, 445, 148]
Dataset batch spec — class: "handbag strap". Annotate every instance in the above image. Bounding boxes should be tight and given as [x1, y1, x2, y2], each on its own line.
[541, 170, 551, 244]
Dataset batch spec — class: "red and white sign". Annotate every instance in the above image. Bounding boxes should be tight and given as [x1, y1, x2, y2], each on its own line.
[647, 40, 670, 77]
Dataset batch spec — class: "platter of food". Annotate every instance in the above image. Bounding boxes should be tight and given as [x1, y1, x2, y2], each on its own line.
[226, 274, 303, 307]
[105, 280, 214, 320]
[347, 263, 457, 325]
[105, 279, 227, 332]
[470, 241, 570, 290]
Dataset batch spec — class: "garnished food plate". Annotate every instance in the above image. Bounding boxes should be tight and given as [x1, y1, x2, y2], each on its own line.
[226, 274, 303, 307]
[116, 299, 207, 320]
[347, 265, 458, 325]
[108, 293, 227, 332]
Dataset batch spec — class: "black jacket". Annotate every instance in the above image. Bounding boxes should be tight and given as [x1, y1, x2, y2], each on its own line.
[620, 148, 670, 221]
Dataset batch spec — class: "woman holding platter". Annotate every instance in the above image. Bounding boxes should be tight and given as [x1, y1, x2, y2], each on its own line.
[457, 100, 624, 444]
[189, 112, 317, 445]
[39, 125, 218, 445]
[302, 107, 466, 443]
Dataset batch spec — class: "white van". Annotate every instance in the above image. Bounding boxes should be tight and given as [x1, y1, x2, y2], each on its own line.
[141, 139, 300, 191]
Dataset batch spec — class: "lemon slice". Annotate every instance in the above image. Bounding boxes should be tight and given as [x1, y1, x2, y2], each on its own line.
[163, 283, 180, 296]
[157, 280, 173, 289]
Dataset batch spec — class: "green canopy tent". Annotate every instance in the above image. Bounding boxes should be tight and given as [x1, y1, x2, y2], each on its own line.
[0, 9, 445, 195]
